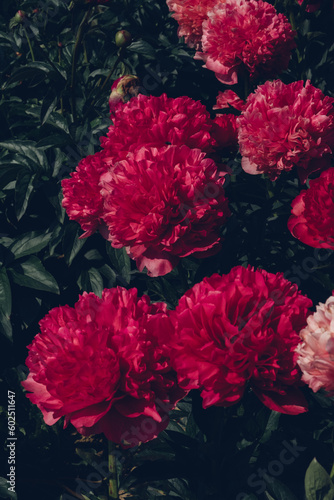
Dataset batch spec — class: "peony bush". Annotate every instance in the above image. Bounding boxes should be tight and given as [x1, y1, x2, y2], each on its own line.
[1, 0, 334, 499]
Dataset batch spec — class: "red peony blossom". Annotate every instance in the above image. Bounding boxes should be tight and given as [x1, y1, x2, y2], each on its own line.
[101, 93, 216, 165]
[61, 151, 108, 238]
[237, 80, 334, 182]
[296, 293, 334, 394]
[194, 0, 295, 85]
[168, 266, 312, 414]
[22, 287, 185, 448]
[100, 145, 230, 277]
[288, 168, 334, 248]
[166, 0, 217, 48]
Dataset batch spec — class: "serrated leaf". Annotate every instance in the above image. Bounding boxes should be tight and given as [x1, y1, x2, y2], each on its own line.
[63, 222, 86, 266]
[0, 268, 11, 317]
[9, 231, 52, 260]
[14, 171, 36, 220]
[8, 256, 59, 294]
[305, 459, 334, 500]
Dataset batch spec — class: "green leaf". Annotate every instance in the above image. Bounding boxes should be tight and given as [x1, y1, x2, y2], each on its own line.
[128, 40, 156, 59]
[8, 256, 59, 294]
[305, 459, 334, 500]
[0, 141, 48, 170]
[77, 268, 103, 297]
[106, 244, 131, 285]
[0, 268, 11, 317]
[0, 310, 12, 342]
[0, 476, 17, 499]
[14, 171, 36, 220]
[264, 474, 298, 500]
[63, 222, 86, 266]
[41, 92, 57, 126]
[4, 62, 65, 89]
[8, 231, 53, 260]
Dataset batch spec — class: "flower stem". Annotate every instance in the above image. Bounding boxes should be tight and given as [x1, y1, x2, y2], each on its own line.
[23, 27, 35, 62]
[70, 8, 92, 121]
[108, 441, 119, 499]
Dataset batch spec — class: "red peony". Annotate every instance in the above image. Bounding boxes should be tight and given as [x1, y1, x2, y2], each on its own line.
[166, 0, 217, 48]
[288, 168, 334, 248]
[194, 0, 295, 85]
[22, 287, 185, 447]
[213, 90, 245, 113]
[168, 266, 312, 414]
[61, 151, 108, 238]
[101, 93, 216, 165]
[100, 145, 230, 277]
[237, 80, 334, 182]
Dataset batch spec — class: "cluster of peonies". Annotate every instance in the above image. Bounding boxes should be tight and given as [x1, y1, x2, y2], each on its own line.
[237, 80, 334, 182]
[23, 266, 314, 447]
[62, 92, 231, 276]
[297, 293, 334, 394]
[168, 0, 295, 84]
[288, 168, 334, 249]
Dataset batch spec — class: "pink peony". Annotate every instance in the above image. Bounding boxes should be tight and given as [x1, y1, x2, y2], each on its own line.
[194, 0, 295, 85]
[101, 93, 216, 165]
[237, 80, 334, 182]
[213, 90, 245, 112]
[288, 168, 334, 248]
[166, 0, 217, 48]
[212, 90, 245, 150]
[22, 287, 185, 447]
[168, 265, 312, 414]
[61, 151, 108, 238]
[296, 293, 334, 393]
[100, 145, 230, 277]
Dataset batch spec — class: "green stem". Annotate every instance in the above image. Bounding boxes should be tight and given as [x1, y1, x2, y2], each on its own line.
[82, 50, 123, 121]
[70, 8, 92, 121]
[23, 27, 35, 62]
[108, 441, 118, 499]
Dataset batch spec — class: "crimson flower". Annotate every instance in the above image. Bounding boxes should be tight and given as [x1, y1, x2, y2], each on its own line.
[194, 0, 295, 85]
[288, 168, 334, 249]
[168, 266, 312, 414]
[101, 145, 230, 277]
[237, 80, 334, 182]
[22, 287, 185, 447]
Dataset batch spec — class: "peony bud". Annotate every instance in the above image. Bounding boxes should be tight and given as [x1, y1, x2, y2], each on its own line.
[14, 10, 26, 23]
[108, 74, 140, 113]
[115, 30, 132, 48]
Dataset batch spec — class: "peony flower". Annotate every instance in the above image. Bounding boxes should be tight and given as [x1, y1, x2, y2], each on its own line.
[237, 80, 334, 182]
[288, 168, 334, 248]
[296, 293, 334, 393]
[22, 287, 185, 448]
[100, 145, 230, 277]
[194, 0, 295, 85]
[297, 0, 322, 12]
[101, 93, 216, 165]
[109, 75, 140, 114]
[166, 0, 217, 48]
[61, 151, 108, 238]
[213, 90, 245, 113]
[168, 265, 312, 414]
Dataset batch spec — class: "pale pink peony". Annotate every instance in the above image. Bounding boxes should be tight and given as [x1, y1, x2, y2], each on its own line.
[61, 151, 108, 238]
[100, 145, 230, 277]
[22, 287, 185, 447]
[194, 0, 295, 85]
[166, 0, 217, 48]
[237, 80, 334, 182]
[296, 294, 334, 393]
[101, 93, 216, 165]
